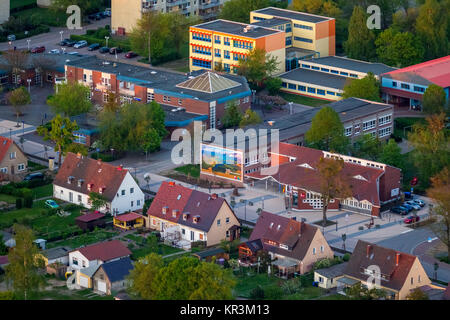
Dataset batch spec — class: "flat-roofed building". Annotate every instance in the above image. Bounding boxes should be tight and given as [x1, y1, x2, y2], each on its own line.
[189, 19, 286, 75]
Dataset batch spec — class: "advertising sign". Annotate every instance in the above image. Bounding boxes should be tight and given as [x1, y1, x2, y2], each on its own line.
[200, 143, 243, 182]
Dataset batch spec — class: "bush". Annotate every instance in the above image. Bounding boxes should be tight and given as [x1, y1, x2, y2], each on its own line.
[343, 253, 351, 262]
[264, 285, 283, 300]
[23, 196, 33, 208]
[15, 198, 23, 209]
[191, 240, 206, 249]
[265, 77, 282, 96]
[249, 285, 265, 300]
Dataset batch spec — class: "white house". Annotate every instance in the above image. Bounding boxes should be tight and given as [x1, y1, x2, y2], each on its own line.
[53, 152, 145, 215]
[0, 0, 9, 24]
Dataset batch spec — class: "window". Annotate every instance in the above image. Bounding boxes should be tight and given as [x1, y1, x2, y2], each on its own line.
[281, 82, 287, 88]
[298, 85, 306, 92]
[224, 50, 230, 59]
[72, 258, 78, 265]
[214, 49, 221, 57]
[363, 119, 376, 131]
[344, 127, 352, 136]
[214, 35, 221, 44]
[288, 83, 296, 90]
[182, 228, 185, 235]
[413, 86, 425, 93]
[378, 127, 392, 137]
[312, 247, 316, 255]
[331, 70, 339, 74]
[411, 277, 413, 285]
[317, 89, 325, 96]
[17, 163, 25, 171]
[73, 133, 87, 145]
[0, 167, 7, 173]
[217, 219, 221, 226]
[130, 188, 134, 194]
[192, 59, 211, 69]
[131, 201, 134, 207]
[192, 32, 211, 42]
[401, 83, 410, 90]
[311, 66, 320, 71]
[147, 92, 154, 102]
[294, 36, 313, 43]
[378, 114, 392, 125]
[340, 71, 348, 76]
[77, 195, 82, 203]
[392, 81, 397, 87]
[307, 87, 316, 94]
[321, 68, 329, 72]
[224, 37, 230, 46]
[320, 245, 324, 253]
[327, 91, 335, 96]
[226, 217, 230, 224]
[301, 64, 311, 69]
[294, 24, 313, 30]
[82, 260, 86, 268]
[121, 190, 125, 195]
[199, 233, 203, 240]
[285, 37, 292, 46]
[9, 152, 16, 159]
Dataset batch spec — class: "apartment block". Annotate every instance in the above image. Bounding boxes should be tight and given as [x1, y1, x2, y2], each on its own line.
[189, 19, 286, 75]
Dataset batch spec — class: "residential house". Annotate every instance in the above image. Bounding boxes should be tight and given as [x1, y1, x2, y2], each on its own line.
[0, 136, 28, 182]
[381, 55, 450, 110]
[53, 152, 145, 215]
[337, 240, 431, 300]
[314, 262, 348, 289]
[146, 181, 240, 247]
[247, 211, 334, 278]
[92, 257, 134, 295]
[77, 261, 101, 289]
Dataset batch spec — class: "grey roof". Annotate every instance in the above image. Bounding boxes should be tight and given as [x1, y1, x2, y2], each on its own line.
[193, 19, 281, 38]
[176, 71, 241, 94]
[43, 246, 72, 260]
[305, 56, 397, 76]
[286, 47, 317, 59]
[66, 56, 250, 102]
[0, 52, 86, 73]
[251, 17, 290, 28]
[252, 7, 332, 23]
[315, 262, 348, 278]
[382, 71, 433, 86]
[161, 104, 208, 126]
[280, 68, 350, 90]
[79, 261, 101, 277]
[250, 98, 392, 141]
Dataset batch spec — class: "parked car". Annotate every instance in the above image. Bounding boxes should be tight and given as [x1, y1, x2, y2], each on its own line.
[45, 199, 60, 209]
[68, 51, 79, 55]
[405, 201, 421, 210]
[60, 38, 71, 46]
[88, 43, 100, 51]
[94, 13, 103, 20]
[99, 46, 110, 53]
[125, 51, 138, 59]
[23, 172, 44, 181]
[399, 204, 413, 213]
[7, 34, 16, 41]
[109, 47, 123, 54]
[65, 40, 76, 47]
[49, 49, 60, 54]
[104, 8, 111, 16]
[390, 206, 407, 215]
[404, 191, 413, 199]
[404, 215, 420, 224]
[74, 40, 88, 48]
[31, 46, 45, 53]
[413, 199, 426, 207]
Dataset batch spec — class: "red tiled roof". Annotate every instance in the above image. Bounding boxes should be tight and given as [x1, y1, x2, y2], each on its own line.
[344, 240, 419, 292]
[75, 212, 105, 223]
[74, 240, 131, 262]
[0, 137, 13, 163]
[54, 153, 128, 202]
[382, 55, 450, 88]
[147, 181, 239, 232]
[247, 143, 386, 206]
[114, 212, 142, 222]
[249, 211, 321, 261]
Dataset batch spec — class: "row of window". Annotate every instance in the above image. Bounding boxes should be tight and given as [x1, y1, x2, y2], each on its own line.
[213, 35, 231, 45]
[233, 40, 253, 50]
[301, 64, 359, 78]
[342, 198, 373, 210]
[192, 32, 211, 42]
[0, 163, 26, 174]
[233, 53, 247, 61]
[192, 59, 211, 69]
[294, 36, 313, 43]
[378, 126, 392, 138]
[294, 23, 313, 30]
[192, 45, 211, 56]
[392, 81, 426, 93]
[282, 82, 342, 97]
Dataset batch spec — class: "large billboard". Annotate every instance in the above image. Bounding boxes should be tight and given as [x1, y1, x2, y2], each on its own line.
[200, 143, 243, 182]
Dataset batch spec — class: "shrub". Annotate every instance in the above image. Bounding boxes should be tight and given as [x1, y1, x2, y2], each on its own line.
[264, 285, 283, 300]
[343, 253, 351, 262]
[15, 198, 23, 209]
[191, 240, 206, 249]
[249, 285, 265, 300]
[281, 278, 301, 295]
[24, 196, 33, 208]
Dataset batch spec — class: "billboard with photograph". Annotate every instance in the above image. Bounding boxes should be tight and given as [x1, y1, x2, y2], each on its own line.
[200, 144, 243, 182]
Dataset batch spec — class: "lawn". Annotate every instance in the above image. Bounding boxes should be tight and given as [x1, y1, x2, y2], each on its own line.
[279, 92, 331, 107]
[174, 164, 200, 178]
[233, 274, 283, 298]
[30, 286, 115, 300]
[12, 7, 68, 27]
[317, 293, 351, 300]
[130, 242, 184, 260]
[31, 183, 53, 199]
[45, 228, 119, 250]
[0, 193, 17, 204]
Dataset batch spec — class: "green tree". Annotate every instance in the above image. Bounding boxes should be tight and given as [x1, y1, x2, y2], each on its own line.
[127, 253, 164, 299]
[265, 77, 282, 96]
[422, 84, 447, 115]
[406, 287, 429, 300]
[64, 143, 88, 156]
[351, 134, 382, 160]
[221, 101, 243, 128]
[169, 13, 200, 57]
[148, 101, 168, 138]
[375, 28, 424, 67]
[37, 114, 79, 167]
[219, 0, 271, 23]
[189, 261, 235, 300]
[291, 0, 342, 17]
[415, 0, 448, 60]
[379, 139, 404, 170]
[5, 225, 44, 300]
[103, 90, 121, 113]
[237, 48, 279, 88]
[88, 192, 107, 211]
[142, 128, 162, 154]
[392, 7, 419, 33]
[344, 6, 376, 61]
[51, 0, 103, 14]
[305, 106, 349, 153]
[342, 72, 381, 102]
[239, 109, 262, 128]
[0, 233, 8, 255]
[47, 81, 92, 117]
[7, 86, 31, 126]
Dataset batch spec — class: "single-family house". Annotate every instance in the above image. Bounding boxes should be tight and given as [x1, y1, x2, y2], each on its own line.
[92, 257, 134, 295]
[337, 240, 431, 300]
[146, 181, 240, 247]
[314, 262, 348, 289]
[247, 211, 334, 278]
[53, 152, 145, 215]
[0, 137, 28, 182]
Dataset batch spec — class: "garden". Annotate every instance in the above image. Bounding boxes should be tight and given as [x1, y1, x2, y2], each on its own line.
[125, 232, 184, 261]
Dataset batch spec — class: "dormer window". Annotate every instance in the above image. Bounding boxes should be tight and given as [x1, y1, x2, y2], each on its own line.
[172, 209, 179, 218]
[183, 213, 189, 221]
[269, 222, 274, 228]
[162, 206, 168, 214]
[99, 187, 105, 194]
[177, 194, 181, 200]
[87, 183, 93, 191]
[277, 225, 281, 231]
[77, 179, 84, 187]
[193, 215, 200, 224]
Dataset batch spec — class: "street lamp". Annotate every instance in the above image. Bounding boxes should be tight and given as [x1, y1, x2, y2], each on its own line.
[61, 47, 66, 54]
[26, 39, 31, 51]
[105, 36, 109, 48]
[8, 41, 12, 49]
[59, 31, 64, 43]
[27, 79, 31, 93]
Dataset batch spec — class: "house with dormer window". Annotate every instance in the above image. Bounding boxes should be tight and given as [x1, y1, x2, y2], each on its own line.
[146, 181, 240, 247]
[239, 211, 333, 278]
[53, 152, 144, 215]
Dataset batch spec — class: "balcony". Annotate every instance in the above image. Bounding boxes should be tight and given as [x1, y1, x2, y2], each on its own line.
[199, 11, 219, 20]
[199, 1, 221, 10]
[166, 0, 185, 7]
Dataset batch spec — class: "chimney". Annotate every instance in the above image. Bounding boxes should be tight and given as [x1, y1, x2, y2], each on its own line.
[97, 159, 102, 166]
[168, 181, 175, 186]
[396, 252, 400, 266]
[211, 193, 218, 200]
[76, 152, 82, 159]
[366, 245, 372, 258]
[117, 164, 123, 171]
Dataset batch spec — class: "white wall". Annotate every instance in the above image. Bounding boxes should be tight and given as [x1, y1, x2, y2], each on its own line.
[110, 172, 145, 215]
[68, 251, 91, 269]
[0, 0, 10, 24]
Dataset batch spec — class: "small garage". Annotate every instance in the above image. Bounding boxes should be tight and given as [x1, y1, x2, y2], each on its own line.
[92, 257, 133, 295]
[77, 262, 101, 289]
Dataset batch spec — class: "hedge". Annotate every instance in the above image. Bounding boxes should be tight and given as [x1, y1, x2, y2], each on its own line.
[69, 34, 132, 52]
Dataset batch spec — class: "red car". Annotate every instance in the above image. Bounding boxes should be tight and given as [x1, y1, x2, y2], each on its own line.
[404, 215, 420, 224]
[125, 51, 138, 59]
[31, 46, 45, 53]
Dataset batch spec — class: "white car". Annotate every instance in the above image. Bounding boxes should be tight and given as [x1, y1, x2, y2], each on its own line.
[413, 199, 426, 207]
[49, 49, 60, 54]
[68, 51, 79, 55]
[74, 40, 88, 49]
[405, 201, 421, 210]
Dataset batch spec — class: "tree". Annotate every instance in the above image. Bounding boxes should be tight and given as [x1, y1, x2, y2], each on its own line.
[142, 128, 162, 154]
[8, 87, 31, 126]
[265, 77, 282, 96]
[0, 233, 7, 255]
[291, 0, 342, 17]
[88, 192, 107, 211]
[406, 287, 429, 300]
[392, 7, 419, 33]
[64, 143, 88, 156]
[379, 139, 404, 170]
[316, 157, 352, 231]
[305, 106, 349, 153]
[422, 84, 447, 115]
[169, 13, 200, 57]
[375, 28, 424, 67]
[5, 225, 44, 300]
[102, 90, 121, 113]
[415, 0, 448, 60]
[351, 134, 382, 161]
[221, 101, 243, 128]
[189, 261, 235, 300]
[344, 6, 376, 61]
[0, 49, 29, 85]
[219, 0, 271, 23]
[127, 253, 164, 299]
[237, 48, 279, 88]
[47, 81, 92, 117]
[239, 109, 262, 128]
[342, 72, 381, 102]
[37, 114, 79, 167]
[408, 113, 450, 187]
[427, 167, 450, 261]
